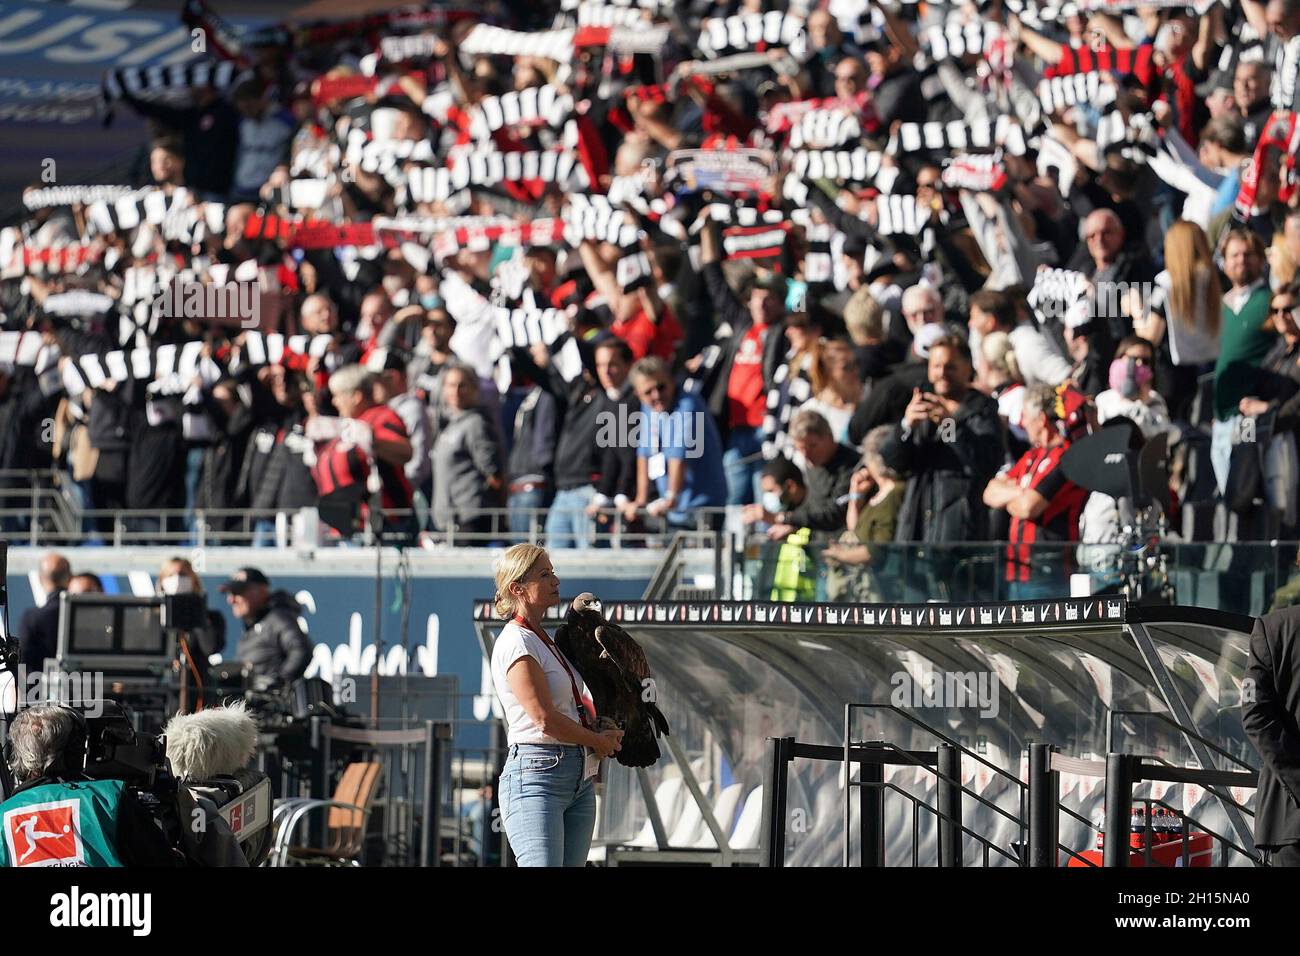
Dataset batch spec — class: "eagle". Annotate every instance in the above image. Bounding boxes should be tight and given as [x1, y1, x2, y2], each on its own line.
[554, 593, 670, 767]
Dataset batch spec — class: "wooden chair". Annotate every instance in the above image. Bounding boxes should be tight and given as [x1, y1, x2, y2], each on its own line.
[271, 761, 382, 866]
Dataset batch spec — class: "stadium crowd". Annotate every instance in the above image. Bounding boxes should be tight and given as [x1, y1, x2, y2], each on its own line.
[3, 0, 1300, 599]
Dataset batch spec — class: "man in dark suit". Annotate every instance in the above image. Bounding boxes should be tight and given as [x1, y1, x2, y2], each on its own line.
[17, 552, 70, 673]
[1243, 606, 1300, 864]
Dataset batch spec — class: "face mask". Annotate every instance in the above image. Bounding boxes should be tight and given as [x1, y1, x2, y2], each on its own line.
[762, 491, 784, 514]
[420, 293, 442, 310]
[1109, 357, 1153, 399]
[160, 574, 193, 595]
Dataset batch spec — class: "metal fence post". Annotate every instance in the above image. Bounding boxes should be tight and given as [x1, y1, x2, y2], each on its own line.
[936, 742, 962, 867]
[762, 736, 792, 867]
[1027, 743, 1058, 867]
[1103, 753, 1136, 867]
[424, 720, 452, 867]
[860, 742, 885, 867]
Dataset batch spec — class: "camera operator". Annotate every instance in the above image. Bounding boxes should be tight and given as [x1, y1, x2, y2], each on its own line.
[0, 704, 182, 866]
[219, 567, 313, 687]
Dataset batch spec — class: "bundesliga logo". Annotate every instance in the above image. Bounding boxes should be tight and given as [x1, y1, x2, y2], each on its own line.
[4, 799, 83, 867]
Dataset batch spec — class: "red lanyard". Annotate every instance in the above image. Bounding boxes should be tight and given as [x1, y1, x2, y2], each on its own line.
[513, 615, 590, 728]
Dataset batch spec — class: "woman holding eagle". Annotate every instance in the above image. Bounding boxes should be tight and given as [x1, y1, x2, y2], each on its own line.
[491, 543, 671, 867]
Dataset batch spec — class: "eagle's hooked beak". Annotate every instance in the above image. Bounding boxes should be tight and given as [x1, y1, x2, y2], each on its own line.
[572, 592, 600, 614]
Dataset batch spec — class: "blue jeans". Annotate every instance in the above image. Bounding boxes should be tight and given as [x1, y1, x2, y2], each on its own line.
[1211, 416, 1242, 497]
[508, 485, 552, 536]
[252, 517, 278, 548]
[545, 485, 595, 550]
[723, 425, 765, 506]
[1007, 576, 1067, 601]
[499, 744, 596, 867]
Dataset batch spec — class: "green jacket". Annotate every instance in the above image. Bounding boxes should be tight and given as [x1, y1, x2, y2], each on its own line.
[771, 527, 817, 602]
[0, 778, 129, 867]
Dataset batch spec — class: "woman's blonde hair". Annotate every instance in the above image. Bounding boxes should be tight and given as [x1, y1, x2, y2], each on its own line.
[494, 543, 548, 619]
[981, 331, 1022, 384]
[1164, 220, 1222, 339]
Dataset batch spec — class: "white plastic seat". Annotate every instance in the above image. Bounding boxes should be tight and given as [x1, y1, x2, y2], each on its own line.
[668, 780, 712, 846]
[628, 776, 685, 847]
[694, 783, 745, 848]
[729, 786, 765, 850]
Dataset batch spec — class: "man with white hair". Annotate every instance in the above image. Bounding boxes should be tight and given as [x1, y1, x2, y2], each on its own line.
[310, 364, 414, 534]
[0, 705, 181, 866]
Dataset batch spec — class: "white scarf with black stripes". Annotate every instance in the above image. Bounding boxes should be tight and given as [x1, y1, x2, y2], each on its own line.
[101, 59, 238, 102]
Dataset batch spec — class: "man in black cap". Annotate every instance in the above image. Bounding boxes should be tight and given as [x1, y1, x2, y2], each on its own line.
[220, 568, 313, 686]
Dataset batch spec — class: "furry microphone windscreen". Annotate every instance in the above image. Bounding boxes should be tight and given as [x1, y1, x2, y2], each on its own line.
[164, 701, 259, 780]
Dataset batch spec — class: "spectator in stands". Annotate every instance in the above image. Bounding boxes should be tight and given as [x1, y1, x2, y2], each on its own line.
[1077, 209, 1157, 351]
[984, 384, 1092, 600]
[194, 377, 257, 542]
[314, 364, 414, 538]
[977, 331, 1029, 461]
[0, 364, 57, 535]
[356, 290, 395, 362]
[1064, 305, 1110, 398]
[800, 339, 864, 444]
[148, 138, 186, 190]
[118, 80, 239, 200]
[846, 285, 951, 445]
[882, 337, 1005, 597]
[743, 409, 858, 540]
[431, 364, 504, 542]
[695, 216, 786, 506]
[1212, 228, 1275, 493]
[505, 348, 560, 536]
[623, 356, 727, 534]
[968, 288, 1072, 389]
[822, 425, 906, 602]
[243, 369, 318, 547]
[749, 456, 818, 601]
[587, 339, 640, 543]
[1236, 283, 1300, 535]
[230, 81, 294, 203]
[1094, 335, 1174, 437]
[17, 552, 70, 673]
[1136, 220, 1223, 422]
[842, 286, 903, 382]
[543, 339, 625, 550]
[862, 31, 927, 127]
[368, 347, 433, 508]
[1234, 60, 1274, 145]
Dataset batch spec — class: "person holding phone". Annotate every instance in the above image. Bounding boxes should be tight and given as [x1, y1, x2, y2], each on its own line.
[490, 544, 623, 866]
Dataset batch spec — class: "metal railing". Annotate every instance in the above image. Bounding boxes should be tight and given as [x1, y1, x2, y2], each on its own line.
[1028, 745, 1262, 868]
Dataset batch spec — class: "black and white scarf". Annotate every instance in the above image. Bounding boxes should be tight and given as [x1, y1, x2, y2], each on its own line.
[791, 149, 885, 183]
[101, 60, 238, 103]
[1037, 72, 1111, 114]
[1027, 267, 1090, 326]
[891, 116, 1027, 156]
[459, 25, 578, 62]
[23, 186, 135, 210]
[468, 87, 574, 141]
[697, 12, 807, 59]
[787, 109, 862, 149]
[921, 20, 1001, 62]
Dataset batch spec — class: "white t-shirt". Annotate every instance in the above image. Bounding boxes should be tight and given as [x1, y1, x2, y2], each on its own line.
[490, 619, 585, 746]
